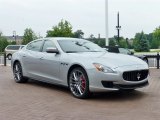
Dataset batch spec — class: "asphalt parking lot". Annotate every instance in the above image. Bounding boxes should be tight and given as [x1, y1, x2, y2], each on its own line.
[0, 66, 160, 120]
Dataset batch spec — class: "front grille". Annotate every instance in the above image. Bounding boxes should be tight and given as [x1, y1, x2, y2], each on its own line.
[123, 70, 149, 82]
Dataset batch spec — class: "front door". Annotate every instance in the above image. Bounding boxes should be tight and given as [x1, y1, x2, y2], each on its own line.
[37, 40, 61, 83]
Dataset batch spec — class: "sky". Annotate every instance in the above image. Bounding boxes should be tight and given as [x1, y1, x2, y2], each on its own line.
[0, 0, 159, 38]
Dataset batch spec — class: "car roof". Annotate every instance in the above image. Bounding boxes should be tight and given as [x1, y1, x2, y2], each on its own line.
[27, 37, 90, 46]
[45, 37, 84, 41]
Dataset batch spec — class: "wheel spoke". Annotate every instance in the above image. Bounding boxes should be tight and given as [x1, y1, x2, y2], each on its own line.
[77, 86, 83, 95]
[14, 73, 18, 79]
[17, 73, 20, 80]
[14, 63, 22, 81]
[70, 80, 76, 84]
[15, 65, 19, 72]
[73, 72, 78, 81]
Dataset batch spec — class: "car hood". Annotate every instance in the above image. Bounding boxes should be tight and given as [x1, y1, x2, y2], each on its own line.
[68, 52, 147, 69]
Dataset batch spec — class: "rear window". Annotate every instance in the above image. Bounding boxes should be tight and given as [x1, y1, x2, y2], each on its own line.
[6, 46, 20, 50]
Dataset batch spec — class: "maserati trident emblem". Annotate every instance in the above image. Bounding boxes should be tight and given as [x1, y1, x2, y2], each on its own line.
[137, 73, 141, 80]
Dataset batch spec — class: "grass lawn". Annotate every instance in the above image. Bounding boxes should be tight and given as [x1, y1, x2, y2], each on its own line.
[132, 49, 160, 54]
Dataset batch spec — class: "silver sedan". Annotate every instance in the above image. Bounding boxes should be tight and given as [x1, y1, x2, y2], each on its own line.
[11, 38, 149, 98]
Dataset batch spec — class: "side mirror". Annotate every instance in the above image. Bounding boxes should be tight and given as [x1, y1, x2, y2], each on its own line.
[46, 47, 59, 54]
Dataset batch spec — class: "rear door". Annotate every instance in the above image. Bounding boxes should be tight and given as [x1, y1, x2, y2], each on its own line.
[22, 40, 44, 79]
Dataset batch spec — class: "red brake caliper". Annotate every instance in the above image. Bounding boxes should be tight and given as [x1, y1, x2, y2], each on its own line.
[80, 76, 86, 91]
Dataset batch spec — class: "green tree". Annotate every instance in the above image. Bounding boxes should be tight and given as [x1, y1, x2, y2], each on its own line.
[73, 30, 84, 38]
[133, 33, 141, 51]
[9, 41, 16, 45]
[126, 38, 133, 49]
[46, 19, 73, 37]
[151, 39, 159, 49]
[152, 27, 160, 48]
[139, 38, 150, 52]
[22, 28, 37, 45]
[133, 31, 150, 52]
[145, 33, 153, 47]
[114, 36, 127, 48]
[109, 38, 116, 46]
[97, 39, 105, 47]
[89, 34, 95, 39]
[119, 39, 127, 48]
[0, 33, 9, 52]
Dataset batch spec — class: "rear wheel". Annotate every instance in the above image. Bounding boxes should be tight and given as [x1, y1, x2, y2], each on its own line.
[69, 67, 90, 99]
[13, 62, 28, 83]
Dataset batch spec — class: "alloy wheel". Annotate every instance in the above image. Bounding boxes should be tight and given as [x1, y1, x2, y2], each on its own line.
[13, 63, 22, 82]
[69, 68, 89, 98]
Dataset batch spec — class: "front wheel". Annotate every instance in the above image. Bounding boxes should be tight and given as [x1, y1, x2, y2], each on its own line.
[69, 67, 90, 99]
[13, 62, 28, 83]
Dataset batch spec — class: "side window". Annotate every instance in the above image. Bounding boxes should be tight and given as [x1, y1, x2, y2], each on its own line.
[26, 40, 43, 52]
[42, 40, 56, 52]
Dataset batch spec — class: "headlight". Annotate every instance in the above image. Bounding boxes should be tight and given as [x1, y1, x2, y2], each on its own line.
[93, 63, 116, 73]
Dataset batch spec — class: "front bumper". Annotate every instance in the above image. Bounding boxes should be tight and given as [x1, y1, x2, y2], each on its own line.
[101, 80, 149, 89]
[87, 66, 149, 92]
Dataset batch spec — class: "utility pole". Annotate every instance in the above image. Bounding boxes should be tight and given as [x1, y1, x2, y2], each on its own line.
[116, 12, 121, 43]
[105, 0, 109, 46]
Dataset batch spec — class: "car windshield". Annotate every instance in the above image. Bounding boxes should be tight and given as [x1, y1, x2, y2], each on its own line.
[58, 40, 106, 53]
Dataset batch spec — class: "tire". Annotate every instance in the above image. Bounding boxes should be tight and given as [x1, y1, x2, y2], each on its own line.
[68, 67, 90, 99]
[13, 62, 28, 83]
[7, 54, 12, 60]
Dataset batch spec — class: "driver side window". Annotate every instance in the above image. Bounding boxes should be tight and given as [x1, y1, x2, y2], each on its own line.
[42, 40, 56, 52]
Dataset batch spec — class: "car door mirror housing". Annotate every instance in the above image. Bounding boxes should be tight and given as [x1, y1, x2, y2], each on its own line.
[46, 47, 59, 54]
